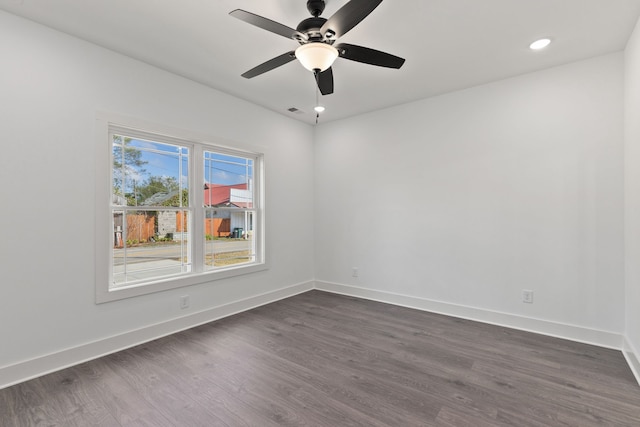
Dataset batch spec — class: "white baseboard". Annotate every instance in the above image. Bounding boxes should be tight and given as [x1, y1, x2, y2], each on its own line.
[4, 280, 635, 391]
[314, 281, 624, 350]
[0, 281, 314, 390]
[623, 336, 640, 386]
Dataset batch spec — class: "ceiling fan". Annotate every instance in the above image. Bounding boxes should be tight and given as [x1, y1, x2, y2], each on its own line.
[230, 0, 405, 95]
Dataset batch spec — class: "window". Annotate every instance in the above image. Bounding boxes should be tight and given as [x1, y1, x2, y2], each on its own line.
[111, 135, 191, 286]
[203, 151, 257, 271]
[96, 120, 264, 303]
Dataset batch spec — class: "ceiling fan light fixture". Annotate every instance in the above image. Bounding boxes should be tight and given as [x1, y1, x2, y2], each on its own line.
[295, 42, 339, 72]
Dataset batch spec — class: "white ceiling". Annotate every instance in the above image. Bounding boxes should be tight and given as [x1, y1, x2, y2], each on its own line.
[1, 0, 640, 124]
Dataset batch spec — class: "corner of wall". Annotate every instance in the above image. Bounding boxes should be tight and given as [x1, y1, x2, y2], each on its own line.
[624, 13, 640, 389]
[623, 336, 640, 386]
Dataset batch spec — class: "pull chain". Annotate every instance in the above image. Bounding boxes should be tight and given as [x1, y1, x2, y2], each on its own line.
[315, 84, 320, 125]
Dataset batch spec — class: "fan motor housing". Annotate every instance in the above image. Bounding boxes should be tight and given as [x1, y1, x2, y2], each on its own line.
[297, 17, 327, 40]
[306, 0, 325, 17]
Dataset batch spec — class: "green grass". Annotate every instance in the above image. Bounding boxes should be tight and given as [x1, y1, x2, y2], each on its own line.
[205, 250, 253, 267]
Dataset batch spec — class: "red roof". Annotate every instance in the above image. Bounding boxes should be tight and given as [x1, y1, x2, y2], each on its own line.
[203, 183, 247, 206]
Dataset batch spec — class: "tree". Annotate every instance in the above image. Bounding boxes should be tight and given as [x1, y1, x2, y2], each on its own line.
[112, 136, 147, 205]
[161, 189, 189, 207]
[137, 176, 180, 203]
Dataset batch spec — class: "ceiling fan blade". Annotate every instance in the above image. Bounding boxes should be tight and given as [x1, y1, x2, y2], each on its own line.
[320, 0, 383, 39]
[315, 67, 334, 95]
[335, 43, 405, 69]
[241, 51, 297, 79]
[230, 9, 307, 41]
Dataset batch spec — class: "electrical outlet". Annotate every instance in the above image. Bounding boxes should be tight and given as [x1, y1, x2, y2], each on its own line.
[522, 290, 534, 304]
[352, 267, 358, 277]
[180, 295, 190, 309]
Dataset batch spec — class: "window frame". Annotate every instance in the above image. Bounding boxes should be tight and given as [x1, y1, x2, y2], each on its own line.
[95, 114, 266, 303]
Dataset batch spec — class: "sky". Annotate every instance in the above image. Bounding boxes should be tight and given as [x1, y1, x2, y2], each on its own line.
[114, 136, 253, 194]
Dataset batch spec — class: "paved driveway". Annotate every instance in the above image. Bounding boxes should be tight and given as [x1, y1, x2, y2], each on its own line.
[113, 239, 251, 265]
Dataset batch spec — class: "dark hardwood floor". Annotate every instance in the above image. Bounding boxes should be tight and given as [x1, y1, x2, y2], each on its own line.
[1, 290, 639, 426]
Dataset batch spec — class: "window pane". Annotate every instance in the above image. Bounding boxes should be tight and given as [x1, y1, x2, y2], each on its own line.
[112, 144, 126, 205]
[203, 151, 253, 208]
[112, 134, 189, 208]
[111, 209, 191, 288]
[202, 151, 257, 271]
[204, 209, 256, 270]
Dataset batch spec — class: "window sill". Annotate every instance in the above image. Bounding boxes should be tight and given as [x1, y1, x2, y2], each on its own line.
[95, 262, 268, 304]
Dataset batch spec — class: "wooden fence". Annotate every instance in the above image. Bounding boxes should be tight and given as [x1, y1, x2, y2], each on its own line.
[114, 214, 232, 248]
[176, 211, 188, 233]
[206, 218, 231, 237]
[114, 214, 155, 247]
[176, 212, 231, 237]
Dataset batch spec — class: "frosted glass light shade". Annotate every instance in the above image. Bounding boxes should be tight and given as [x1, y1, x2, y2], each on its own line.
[295, 43, 339, 72]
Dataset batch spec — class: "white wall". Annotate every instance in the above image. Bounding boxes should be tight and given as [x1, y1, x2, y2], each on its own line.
[624, 16, 640, 376]
[315, 54, 625, 341]
[0, 10, 315, 378]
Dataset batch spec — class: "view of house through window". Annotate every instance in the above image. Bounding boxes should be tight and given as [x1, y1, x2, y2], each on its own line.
[110, 130, 262, 292]
[203, 151, 256, 270]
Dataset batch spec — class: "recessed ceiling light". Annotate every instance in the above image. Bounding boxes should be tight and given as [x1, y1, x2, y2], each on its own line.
[314, 105, 325, 113]
[530, 38, 551, 50]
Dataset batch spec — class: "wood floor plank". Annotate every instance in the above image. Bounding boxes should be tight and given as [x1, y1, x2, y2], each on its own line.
[181, 325, 406, 426]
[69, 357, 176, 427]
[100, 346, 230, 427]
[140, 335, 283, 427]
[140, 333, 317, 427]
[1, 290, 639, 426]
[0, 369, 122, 427]
[171, 330, 388, 427]
[209, 312, 446, 424]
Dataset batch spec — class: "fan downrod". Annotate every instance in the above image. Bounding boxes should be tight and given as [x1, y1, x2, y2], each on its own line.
[307, 0, 325, 17]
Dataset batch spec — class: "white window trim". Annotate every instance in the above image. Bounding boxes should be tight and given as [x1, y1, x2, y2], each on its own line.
[95, 113, 267, 303]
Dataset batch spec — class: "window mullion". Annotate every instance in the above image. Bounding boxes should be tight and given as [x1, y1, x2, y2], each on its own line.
[250, 155, 259, 263]
[193, 144, 205, 273]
